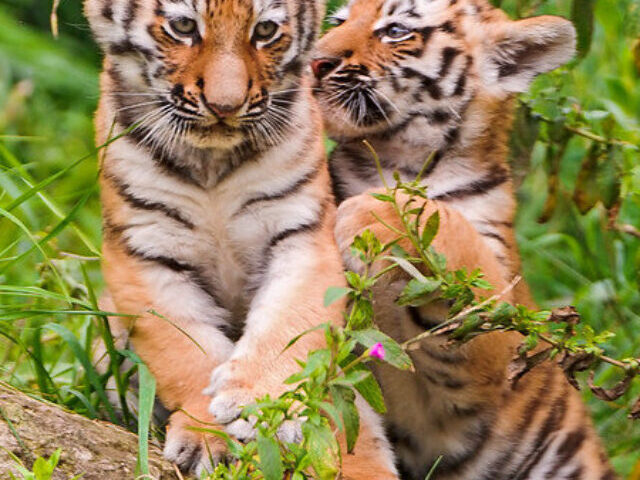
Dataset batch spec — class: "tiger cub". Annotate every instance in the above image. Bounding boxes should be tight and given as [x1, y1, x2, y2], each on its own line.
[84, 0, 398, 477]
[312, 0, 616, 479]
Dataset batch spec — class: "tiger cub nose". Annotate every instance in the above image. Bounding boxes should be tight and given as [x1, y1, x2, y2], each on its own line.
[203, 101, 243, 119]
[311, 58, 341, 80]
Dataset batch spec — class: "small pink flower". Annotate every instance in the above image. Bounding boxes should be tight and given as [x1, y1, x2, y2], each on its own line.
[369, 342, 385, 360]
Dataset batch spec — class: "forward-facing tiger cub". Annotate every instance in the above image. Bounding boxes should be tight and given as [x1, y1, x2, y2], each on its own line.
[312, 0, 616, 479]
[84, 0, 398, 477]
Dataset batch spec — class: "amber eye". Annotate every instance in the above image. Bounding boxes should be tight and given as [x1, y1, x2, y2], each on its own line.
[254, 21, 279, 42]
[386, 23, 411, 39]
[170, 17, 198, 36]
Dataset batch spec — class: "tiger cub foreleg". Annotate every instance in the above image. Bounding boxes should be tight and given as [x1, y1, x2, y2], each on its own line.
[334, 190, 513, 297]
[333, 190, 522, 425]
[102, 240, 234, 475]
[204, 213, 399, 479]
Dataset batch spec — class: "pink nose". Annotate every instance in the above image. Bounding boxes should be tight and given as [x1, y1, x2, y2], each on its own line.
[311, 58, 340, 80]
[203, 100, 243, 119]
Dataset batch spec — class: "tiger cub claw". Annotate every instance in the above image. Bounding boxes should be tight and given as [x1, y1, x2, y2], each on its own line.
[164, 411, 228, 476]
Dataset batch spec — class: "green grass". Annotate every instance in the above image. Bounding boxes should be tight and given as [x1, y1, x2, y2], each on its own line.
[1, 0, 639, 477]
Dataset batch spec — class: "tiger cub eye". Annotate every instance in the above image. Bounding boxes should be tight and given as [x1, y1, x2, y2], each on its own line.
[254, 21, 279, 42]
[170, 18, 198, 36]
[386, 24, 411, 39]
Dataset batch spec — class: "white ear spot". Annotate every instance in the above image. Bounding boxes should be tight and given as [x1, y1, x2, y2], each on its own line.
[483, 16, 576, 93]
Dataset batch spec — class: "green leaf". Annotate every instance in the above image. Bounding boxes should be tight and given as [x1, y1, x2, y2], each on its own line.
[285, 349, 331, 384]
[451, 314, 485, 340]
[324, 286, 352, 307]
[369, 193, 395, 202]
[470, 278, 493, 291]
[118, 350, 156, 476]
[420, 210, 440, 248]
[331, 370, 370, 387]
[137, 363, 156, 476]
[350, 329, 413, 371]
[573, 145, 601, 214]
[282, 324, 328, 353]
[385, 256, 428, 282]
[352, 368, 386, 414]
[315, 400, 344, 431]
[330, 385, 360, 453]
[491, 302, 518, 324]
[257, 432, 284, 480]
[571, 0, 595, 58]
[303, 421, 340, 480]
[32, 457, 53, 480]
[397, 278, 442, 307]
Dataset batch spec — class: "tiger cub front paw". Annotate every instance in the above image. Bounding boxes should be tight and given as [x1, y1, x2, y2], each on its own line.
[205, 360, 304, 444]
[164, 409, 229, 476]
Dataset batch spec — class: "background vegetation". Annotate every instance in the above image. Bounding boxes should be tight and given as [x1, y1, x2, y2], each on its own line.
[0, 0, 638, 477]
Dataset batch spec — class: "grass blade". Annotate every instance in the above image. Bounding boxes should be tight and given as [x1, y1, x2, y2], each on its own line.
[43, 322, 118, 423]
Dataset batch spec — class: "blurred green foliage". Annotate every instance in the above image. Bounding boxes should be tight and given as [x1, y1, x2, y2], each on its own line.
[1, 0, 639, 476]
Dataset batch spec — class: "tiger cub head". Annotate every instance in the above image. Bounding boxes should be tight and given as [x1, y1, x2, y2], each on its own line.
[85, 0, 325, 150]
[312, 0, 576, 142]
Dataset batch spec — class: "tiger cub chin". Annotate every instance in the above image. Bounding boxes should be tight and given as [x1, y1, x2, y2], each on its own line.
[84, 0, 398, 477]
[312, 0, 615, 478]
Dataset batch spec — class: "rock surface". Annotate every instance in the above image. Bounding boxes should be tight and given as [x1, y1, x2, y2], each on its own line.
[0, 382, 179, 479]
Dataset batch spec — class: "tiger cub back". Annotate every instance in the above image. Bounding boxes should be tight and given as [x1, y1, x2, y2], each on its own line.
[312, 0, 616, 478]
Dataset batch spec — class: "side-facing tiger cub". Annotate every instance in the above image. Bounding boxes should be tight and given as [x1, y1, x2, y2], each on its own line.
[84, 0, 398, 477]
[312, 0, 616, 478]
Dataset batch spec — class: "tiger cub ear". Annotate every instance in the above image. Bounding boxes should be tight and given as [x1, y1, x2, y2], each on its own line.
[481, 15, 576, 93]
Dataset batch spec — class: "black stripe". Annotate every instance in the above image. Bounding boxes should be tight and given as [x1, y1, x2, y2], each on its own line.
[124, 124, 202, 187]
[420, 343, 465, 365]
[547, 428, 586, 476]
[600, 470, 618, 480]
[480, 219, 514, 229]
[125, 245, 229, 329]
[108, 39, 156, 60]
[513, 381, 569, 479]
[438, 47, 461, 78]
[565, 466, 584, 480]
[128, 247, 197, 274]
[439, 21, 456, 33]
[408, 306, 433, 328]
[123, 0, 139, 31]
[479, 367, 552, 479]
[269, 219, 320, 250]
[239, 163, 320, 213]
[435, 417, 493, 474]
[433, 165, 509, 200]
[268, 199, 327, 253]
[101, 3, 114, 20]
[246, 201, 328, 297]
[478, 230, 509, 248]
[330, 159, 349, 205]
[452, 55, 472, 97]
[108, 175, 195, 229]
[386, 421, 421, 455]
[296, 1, 307, 57]
[402, 67, 442, 100]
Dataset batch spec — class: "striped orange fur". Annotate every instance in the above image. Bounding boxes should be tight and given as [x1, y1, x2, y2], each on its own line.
[85, 0, 398, 477]
[312, 0, 616, 478]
